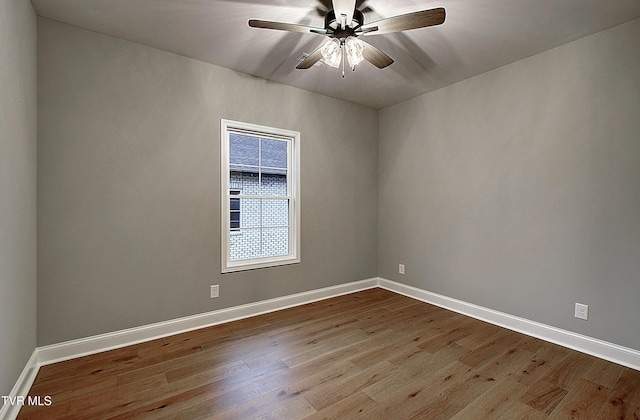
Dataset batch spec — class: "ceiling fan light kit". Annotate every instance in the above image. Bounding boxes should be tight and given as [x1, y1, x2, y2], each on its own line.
[248, 1, 445, 77]
[320, 36, 365, 76]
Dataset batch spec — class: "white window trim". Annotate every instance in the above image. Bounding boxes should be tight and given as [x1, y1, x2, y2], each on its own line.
[220, 119, 301, 273]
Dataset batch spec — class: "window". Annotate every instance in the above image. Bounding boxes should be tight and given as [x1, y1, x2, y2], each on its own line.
[221, 119, 300, 273]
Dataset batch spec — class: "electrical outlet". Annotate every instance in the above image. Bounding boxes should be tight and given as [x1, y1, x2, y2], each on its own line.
[399, 264, 405, 275]
[210, 285, 219, 299]
[575, 303, 588, 320]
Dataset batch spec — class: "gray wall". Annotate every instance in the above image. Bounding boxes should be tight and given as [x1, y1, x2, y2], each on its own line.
[0, 0, 37, 399]
[37, 18, 378, 346]
[379, 18, 640, 351]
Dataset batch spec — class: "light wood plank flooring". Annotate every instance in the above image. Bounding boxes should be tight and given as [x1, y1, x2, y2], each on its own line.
[18, 288, 640, 419]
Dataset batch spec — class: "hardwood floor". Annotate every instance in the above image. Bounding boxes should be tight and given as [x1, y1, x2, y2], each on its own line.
[18, 288, 640, 419]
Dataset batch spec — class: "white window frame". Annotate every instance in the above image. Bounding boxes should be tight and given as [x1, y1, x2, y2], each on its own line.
[221, 119, 300, 273]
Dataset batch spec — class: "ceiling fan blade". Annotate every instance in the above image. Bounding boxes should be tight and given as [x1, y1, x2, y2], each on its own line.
[331, 0, 356, 28]
[296, 45, 325, 69]
[361, 7, 445, 35]
[248, 19, 326, 34]
[361, 40, 394, 68]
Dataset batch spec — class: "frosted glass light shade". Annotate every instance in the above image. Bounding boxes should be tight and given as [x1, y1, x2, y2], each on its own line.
[320, 38, 341, 68]
[345, 36, 364, 67]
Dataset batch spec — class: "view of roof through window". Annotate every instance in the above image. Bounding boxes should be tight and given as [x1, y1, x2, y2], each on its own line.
[229, 134, 287, 176]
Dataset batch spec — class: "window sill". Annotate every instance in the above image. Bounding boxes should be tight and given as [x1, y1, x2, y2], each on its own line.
[222, 256, 300, 273]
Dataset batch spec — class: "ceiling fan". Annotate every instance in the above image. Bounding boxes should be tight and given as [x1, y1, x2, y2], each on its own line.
[248, 0, 445, 77]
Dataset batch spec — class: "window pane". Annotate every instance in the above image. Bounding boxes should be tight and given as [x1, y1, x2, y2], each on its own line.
[261, 227, 289, 257]
[260, 173, 288, 196]
[230, 198, 240, 211]
[260, 138, 287, 171]
[229, 134, 259, 168]
[262, 199, 289, 228]
[229, 171, 242, 191]
[229, 228, 261, 261]
[239, 198, 260, 228]
[229, 171, 259, 195]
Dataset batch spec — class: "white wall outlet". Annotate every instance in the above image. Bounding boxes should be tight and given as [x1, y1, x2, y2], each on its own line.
[399, 264, 405, 275]
[575, 303, 588, 320]
[210, 285, 219, 299]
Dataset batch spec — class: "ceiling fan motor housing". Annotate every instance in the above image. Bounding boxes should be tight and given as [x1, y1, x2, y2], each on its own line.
[325, 9, 364, 37]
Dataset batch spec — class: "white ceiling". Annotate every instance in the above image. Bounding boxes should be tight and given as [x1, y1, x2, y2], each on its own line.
[31, 0, 640, 109]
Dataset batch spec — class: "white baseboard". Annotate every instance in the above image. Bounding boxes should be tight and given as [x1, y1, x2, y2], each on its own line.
[37, 277, 379, 366]
[7, 276, 638, 416]
[0, 350, 39, 420]
[378, 278, 640, 371]
[33, 278, 640, 370]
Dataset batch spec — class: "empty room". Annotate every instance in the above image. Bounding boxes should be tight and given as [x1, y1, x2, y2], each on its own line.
[2, 0, 640, 418]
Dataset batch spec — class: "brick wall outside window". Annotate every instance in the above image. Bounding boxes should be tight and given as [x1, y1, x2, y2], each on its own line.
[229, 171, 289, 261]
